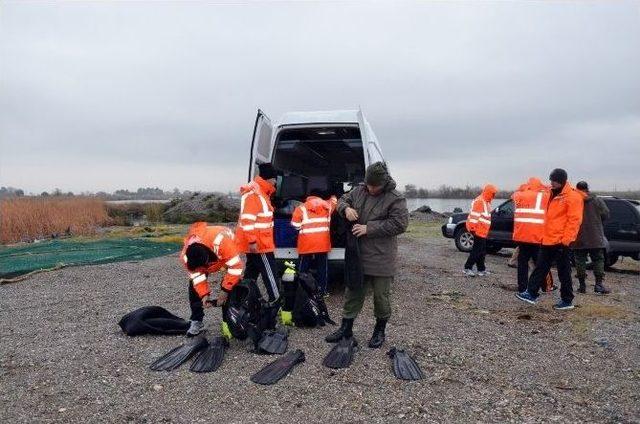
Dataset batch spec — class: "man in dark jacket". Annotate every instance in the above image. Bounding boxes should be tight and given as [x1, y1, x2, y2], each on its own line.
[325, 162, 409, 348]
[572, 181, 611, 294]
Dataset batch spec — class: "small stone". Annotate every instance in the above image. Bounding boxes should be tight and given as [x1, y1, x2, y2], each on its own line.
[58, 408, 67, 413]
[153, 384, 163, 391]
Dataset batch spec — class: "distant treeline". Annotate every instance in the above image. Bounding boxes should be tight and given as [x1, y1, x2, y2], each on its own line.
[403, 184, 640, 200]
[403, 184, 513, 199]
[0, 187, 205, 200]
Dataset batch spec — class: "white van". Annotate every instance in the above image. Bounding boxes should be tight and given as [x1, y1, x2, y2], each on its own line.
[247, 109, 385, 261]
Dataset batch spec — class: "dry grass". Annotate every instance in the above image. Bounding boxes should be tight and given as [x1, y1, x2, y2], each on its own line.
[0, 197, 110, 244]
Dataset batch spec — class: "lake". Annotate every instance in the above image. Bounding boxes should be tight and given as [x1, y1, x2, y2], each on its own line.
[406, 198, 507, 213]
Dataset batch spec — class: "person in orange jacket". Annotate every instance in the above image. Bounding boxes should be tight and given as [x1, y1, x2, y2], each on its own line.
[512, 177, 551, 292]
[291, 190, 338, 295]
[180, 223, 244, 337]
[516, 168, 584, 310]
[235, 163, 280, 303]
[463, 184, 497, 276]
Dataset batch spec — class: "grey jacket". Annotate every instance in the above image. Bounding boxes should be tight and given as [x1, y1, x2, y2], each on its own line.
[572, 194, 609, 250]
[337, 178, 409, 276]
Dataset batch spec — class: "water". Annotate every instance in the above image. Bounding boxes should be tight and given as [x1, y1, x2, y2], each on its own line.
[406, 198, 507, 213]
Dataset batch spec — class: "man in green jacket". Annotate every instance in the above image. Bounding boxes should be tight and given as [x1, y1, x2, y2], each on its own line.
[326, 162, 409, 348]
[572, 181, 611, 294]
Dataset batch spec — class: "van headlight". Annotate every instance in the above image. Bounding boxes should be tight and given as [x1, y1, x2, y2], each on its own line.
[447, 216, 453, 224]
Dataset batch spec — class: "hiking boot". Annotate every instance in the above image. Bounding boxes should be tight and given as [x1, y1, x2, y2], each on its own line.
[368, 319, 387, 349]
[594, 282, 611, 295]
[463, 269, 476, 277]
[578, 279, 586, 294]
[553, 300, 575, 311]
[325, 318, 354, 343]
[476, 270, 490, 277]
[515, 291, 538, 305]
[186, 320, 205, 337]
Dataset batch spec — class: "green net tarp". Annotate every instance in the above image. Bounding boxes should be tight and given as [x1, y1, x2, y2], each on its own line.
[0, 238, 181, 280]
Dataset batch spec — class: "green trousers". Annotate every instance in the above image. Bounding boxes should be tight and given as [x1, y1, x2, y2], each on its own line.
[574, 248, 605, 282]
[343, 275, 392, 320]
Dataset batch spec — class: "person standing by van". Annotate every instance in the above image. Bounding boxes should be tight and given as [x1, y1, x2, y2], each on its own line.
[235, 163, 280, 304]
[325, 162, 409, 349]
[572, 181, 611, 294]
[463, 184, 498, 276]
[290, 190, 337, 296]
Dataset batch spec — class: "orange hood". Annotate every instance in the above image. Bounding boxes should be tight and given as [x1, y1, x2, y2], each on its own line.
[304, 196, 331, 213]
[481, 184, 497, 202]
[240, 176, 275, 197]
[518, 177, 547, 192]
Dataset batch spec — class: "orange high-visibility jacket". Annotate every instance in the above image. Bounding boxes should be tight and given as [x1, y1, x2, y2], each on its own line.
[542, 182, 584, 246]
[466, 184, 497, 238]
[235, 176, 276, 253]
[291, 195, 337, 254]
[512, 177, 551, 244]
[180, 223, 244, 298]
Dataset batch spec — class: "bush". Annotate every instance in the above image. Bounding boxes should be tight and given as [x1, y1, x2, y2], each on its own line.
[0, 197, 110, 244]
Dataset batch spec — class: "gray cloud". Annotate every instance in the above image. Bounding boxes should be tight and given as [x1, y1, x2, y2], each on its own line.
[1, 1, 639, 193]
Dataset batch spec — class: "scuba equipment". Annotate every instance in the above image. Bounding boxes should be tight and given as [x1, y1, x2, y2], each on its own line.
[387, 347, 424, 381]
[189, 336, 228, 373]
[251, 349, 306, 385]
[149, 336, 208, 371]
[293, 272, 336, 327]
[118, 306, 190, 336]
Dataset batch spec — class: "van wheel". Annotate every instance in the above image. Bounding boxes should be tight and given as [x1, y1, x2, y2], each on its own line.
[454, 228, 474, 252]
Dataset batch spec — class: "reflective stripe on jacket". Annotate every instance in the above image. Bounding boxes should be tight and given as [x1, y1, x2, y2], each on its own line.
[291, 195, 337, 254]
[180, 223, 244, 298]
[235, 176, 275, 253]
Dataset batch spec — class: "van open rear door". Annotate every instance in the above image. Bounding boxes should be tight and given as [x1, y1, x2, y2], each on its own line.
[357, 110, 384, 167]
[248, 109, 274, 181]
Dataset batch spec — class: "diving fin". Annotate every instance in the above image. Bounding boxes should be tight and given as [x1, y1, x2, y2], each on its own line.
[257, 329, 288, 354]
[149, 336, 208, 371]
[189, 336, 228, 373]
[387, 347, 424, 381]
[251, 349, 305, 385]
[323, 337, 357, 369]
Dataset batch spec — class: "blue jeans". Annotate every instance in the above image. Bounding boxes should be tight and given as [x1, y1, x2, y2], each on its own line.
[298, 253, 328, 295]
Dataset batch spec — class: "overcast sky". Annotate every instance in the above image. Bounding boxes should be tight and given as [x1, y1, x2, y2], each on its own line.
[1, 1, 639, 194]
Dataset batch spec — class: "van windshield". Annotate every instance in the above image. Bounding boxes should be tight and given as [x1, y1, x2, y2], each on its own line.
[272, 125, 365, 207]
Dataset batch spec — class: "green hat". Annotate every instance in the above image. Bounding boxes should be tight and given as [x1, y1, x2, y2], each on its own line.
[365, 161, 389, 186]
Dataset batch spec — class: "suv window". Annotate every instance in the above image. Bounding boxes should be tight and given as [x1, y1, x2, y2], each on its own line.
[496, 200, 514, 215]
[604, 199, 638, 223]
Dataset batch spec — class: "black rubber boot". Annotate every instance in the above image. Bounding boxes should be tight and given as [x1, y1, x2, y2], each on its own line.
[594, 280, 610, 295]
[578, 278, 586, 294]
[325, 318, 354, 343]
[368, 319, 387, 349]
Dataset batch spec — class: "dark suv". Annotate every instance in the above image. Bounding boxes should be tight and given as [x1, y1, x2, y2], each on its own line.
[441, 196, 640, 266]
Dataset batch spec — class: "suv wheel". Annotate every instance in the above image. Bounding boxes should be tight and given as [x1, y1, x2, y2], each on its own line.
[454, 227, 474, 252]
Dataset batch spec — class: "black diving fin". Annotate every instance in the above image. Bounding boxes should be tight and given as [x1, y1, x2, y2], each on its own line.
[149, 336, 208, 371]
[257, 329, 288, 354]
[189, 336, 228, 373]
[323, 337, 357, 369]
[251, 349, 306, 385]
[387, 347, 424, 381]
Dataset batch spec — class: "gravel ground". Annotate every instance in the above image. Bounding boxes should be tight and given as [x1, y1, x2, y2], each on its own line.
[1, 223, 639, 423]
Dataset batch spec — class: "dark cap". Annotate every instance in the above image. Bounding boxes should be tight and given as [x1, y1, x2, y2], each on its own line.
[576, 181, 589, 192]
[549, 168, 568, 185]
[365, 161, 389, 186]
[185, 243, 214, 271]
[258, 163, 278, 180]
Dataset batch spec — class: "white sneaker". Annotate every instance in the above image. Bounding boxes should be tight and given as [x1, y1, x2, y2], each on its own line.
[463, 269, 476, 277]
[477, 271, 490, 277]
[186, 320, 204, 337]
